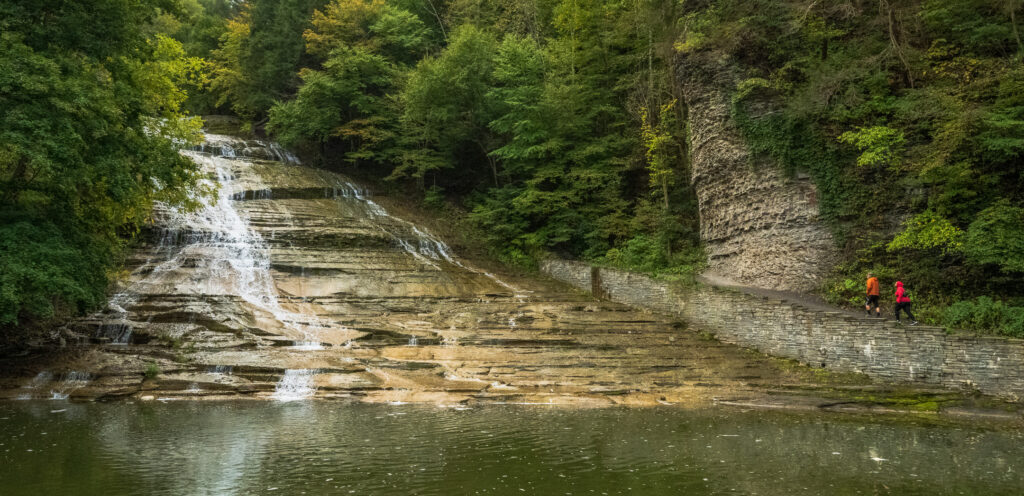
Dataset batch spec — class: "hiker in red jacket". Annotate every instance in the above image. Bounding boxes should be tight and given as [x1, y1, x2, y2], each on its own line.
[894, 281, 918, 325]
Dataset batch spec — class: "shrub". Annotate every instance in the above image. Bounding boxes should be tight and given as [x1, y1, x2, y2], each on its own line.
[422, 185, 446, 211]
[0, 219, 111, 326]
[604, 235, 666, 273]
[943, 297, 1024, 338]
[962, 200, 1024, 273]
[144, 362, 160, 380]
[887, 210, 965, 254]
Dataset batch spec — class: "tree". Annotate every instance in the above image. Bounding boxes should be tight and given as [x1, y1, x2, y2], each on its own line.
[267, 0, 430, 165]
[209, 0, 327, 121]
[396, 25, 501, 185]
[0, 0, 203, 330]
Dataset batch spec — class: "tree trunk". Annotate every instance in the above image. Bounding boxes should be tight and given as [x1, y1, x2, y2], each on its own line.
[476, 141, 499, 187]
[424, 0, 447, 41]
[663, 174, 672, 259]
[881, 0, 914, 88]
[1012, 8, 1023, 56]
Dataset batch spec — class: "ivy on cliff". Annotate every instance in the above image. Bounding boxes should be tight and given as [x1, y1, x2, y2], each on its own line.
[679, 0, 1024, 333]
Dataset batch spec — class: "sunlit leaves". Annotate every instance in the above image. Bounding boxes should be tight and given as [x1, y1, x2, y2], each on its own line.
[0, 1, 203, 328]
[887, 210, 965, 254]
[838, 125, 906, 168]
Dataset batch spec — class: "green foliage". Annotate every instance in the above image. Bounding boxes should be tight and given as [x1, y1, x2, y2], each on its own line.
[962, 200, 1024, 273]
[395, 25, 500, 182]
[731, 101, 857, 232]
[422, 185, 446, 210]
[1, 1, 203, 335]
[887, 210, 965, 254]
[602, 235, 706, 279]
[269, 46, 399, 157]
[838, 126, 906, 168]
[169, 0, 239, 114]
[144, 362, 161, 379]
[209, 0, 327, 120]
[944, 297, 1024, 337]
[0, 221, 109, 325]
[640, 100, 679, 204]
[604, 235, 665, 273]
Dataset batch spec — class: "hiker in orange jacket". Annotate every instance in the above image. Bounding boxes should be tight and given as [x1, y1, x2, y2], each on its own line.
[894, 281, 918, 325]
[865, 272, 880, 317]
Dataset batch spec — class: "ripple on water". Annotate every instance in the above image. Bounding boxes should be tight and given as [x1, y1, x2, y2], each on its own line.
[0, 402, 1022, 495]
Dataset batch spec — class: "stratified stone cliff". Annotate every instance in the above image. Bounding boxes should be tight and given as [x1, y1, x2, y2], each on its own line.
[677, 54, 835, 292]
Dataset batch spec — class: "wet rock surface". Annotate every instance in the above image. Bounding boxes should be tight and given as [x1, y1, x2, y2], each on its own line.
[1, 134, 1008, 416]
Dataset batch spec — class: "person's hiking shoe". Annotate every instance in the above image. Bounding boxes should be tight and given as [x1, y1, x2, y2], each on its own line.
[910, 321, 919, 326]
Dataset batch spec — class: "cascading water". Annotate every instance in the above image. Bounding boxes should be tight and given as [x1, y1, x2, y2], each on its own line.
[94, 134, 334, 345]
[198, 134, 300, 164]
[271, 369, 317, 401]
[16, 371, 54, 400]
[67, 130, 541, 402]
[3, 126, 858, 414]
[323, 176, 527, 296]
[50, 371, 91, 400]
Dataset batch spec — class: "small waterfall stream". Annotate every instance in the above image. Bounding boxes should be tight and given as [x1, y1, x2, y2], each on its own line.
[324, 176, 526, 295]
[271, 370, 318, 402]
[16, 371, 54, 400]
[49, 371, 91, 400]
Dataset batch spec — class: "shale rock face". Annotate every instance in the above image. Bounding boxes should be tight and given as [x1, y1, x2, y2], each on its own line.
[678, 55, 835, 292]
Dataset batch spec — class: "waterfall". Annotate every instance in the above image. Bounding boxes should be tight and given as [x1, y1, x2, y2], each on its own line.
[16, 371, 54, 400]
[323, 176, 528, 296]
[49, 371, 91, 400]
[290, 341, 324, 350]
[271, 369, 317, 402]
[94, 133, 334, 343]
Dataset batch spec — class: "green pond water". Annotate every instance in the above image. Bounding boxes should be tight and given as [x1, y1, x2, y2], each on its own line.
[0, 401, 1021, 495]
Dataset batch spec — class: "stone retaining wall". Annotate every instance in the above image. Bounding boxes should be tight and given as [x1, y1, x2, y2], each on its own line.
[541, 260, 1024, 400]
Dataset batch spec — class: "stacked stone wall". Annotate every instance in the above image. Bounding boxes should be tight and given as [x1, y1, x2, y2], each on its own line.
[541, 260, 1024, 400]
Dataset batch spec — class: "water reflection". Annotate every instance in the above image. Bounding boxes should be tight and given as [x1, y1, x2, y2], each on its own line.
[0, 402, 1021, 495]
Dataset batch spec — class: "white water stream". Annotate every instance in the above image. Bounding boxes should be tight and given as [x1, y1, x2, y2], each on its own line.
[325, 177, 526, 296]
[271, 369, 318, 402]
[49, 371, 92, 400]
[86, 132, 525, 401]
[97, 135, 334, 346]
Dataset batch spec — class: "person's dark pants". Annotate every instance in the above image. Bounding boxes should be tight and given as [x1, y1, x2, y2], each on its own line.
[895, 302, 915, 321]
[866, 295, 880, 313]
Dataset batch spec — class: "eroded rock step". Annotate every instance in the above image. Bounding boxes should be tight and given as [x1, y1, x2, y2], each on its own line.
[1, 135, 899, 409]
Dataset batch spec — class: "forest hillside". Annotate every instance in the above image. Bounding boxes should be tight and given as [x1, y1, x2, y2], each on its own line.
[2, 0, 1023, 341]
